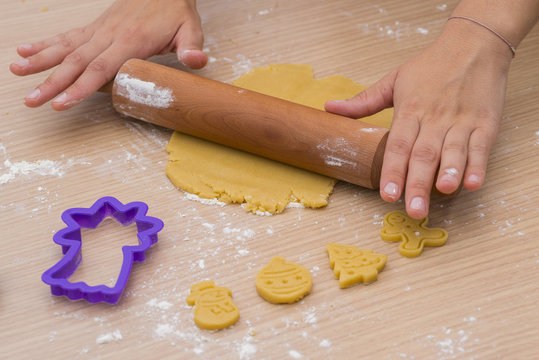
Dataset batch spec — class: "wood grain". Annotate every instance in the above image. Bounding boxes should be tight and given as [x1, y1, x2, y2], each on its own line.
[1, 0, 538, 359]
[112, 59, 388, 189]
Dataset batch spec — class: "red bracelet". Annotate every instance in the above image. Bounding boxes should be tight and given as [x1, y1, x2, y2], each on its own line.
[447, 16, 516, 58]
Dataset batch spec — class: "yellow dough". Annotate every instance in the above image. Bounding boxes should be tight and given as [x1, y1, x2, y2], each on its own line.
[186, 280, 240, 330]
[326, 243, 387, 288]
[166, 64, 393, 214]
[380, 210, 449, 257]
[255, 256, 312, 304]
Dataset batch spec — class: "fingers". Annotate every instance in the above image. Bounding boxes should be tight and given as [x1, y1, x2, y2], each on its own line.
[16, 43, 39, 58]
[404, 125, 447, 219]
[174, 17, 207, 69]
[10, 29, 91, 76]
[381, 113, 447, 219]
[435, 125, 470, 194]
[15, 34, 69, 58]
[178, 49, 207, 69]
[24, 38, 111, 108]
[324, 69, 397, 118]
[12, 0, 209, 110]
[463, 127, 495, 191]
[52, 43, 138, 110]
[383, 115, 495, 219]
[379, 111, 419, 204]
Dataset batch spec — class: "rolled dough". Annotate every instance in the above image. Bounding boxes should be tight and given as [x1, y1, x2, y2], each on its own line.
[166, 64, 393, 214]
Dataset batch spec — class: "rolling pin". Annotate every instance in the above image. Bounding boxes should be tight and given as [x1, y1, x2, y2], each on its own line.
[109, 59, 389, 189]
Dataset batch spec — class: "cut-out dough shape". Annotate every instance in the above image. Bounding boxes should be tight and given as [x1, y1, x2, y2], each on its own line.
[326, 243, 387, 288]
[380, 210, 448, 257]
[166, 64, 393, 214]
[186, 280, 240, 330]
[256, 256, 312, 304]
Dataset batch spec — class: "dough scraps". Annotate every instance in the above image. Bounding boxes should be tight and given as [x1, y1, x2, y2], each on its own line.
[380, 210, 448, 257]
[166, 64, 393, 214]
[255, 256, 312, 304]
[186, 280, 240, 330]
[326, 243, 387, 288]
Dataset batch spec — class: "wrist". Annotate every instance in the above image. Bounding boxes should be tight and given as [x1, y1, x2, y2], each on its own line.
[436, 19, 513, 71]
[448, 16, 515, 58]
[450, 0, 539, 49]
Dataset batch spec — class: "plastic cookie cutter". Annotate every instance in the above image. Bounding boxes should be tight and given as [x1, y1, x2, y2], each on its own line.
[380, 210, 448, 258]
[41, 196, 164, 304]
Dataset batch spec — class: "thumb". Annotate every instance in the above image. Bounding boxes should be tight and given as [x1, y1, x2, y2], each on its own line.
[325, 68, 397, 118]
[174, 20, 208, 69]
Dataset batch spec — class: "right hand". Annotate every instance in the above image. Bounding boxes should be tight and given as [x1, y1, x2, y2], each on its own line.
[9, 0, 207, 110]
[326, 19, 512, 219]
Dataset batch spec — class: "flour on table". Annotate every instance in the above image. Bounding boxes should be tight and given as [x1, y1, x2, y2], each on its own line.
[96, 329, 123, 344]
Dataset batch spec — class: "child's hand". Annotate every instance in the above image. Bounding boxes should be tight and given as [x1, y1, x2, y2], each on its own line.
[9, 0, 206, 110]
[325, 20, 513, 219]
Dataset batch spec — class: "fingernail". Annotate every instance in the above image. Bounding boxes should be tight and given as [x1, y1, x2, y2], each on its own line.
[25, 88, 40, 100]
[179, 49, 193, 64]
[439, 174, 454, 185]
[444, 168, 458, 177]
[410, 197, 426, 212]
[383, 182, 399, 198]
[14, 58, 29, 68]
[52, 92, 68, 104]
[467, 174, 481, 184]
[19, 44, 33, 51]
[440, 168, 457, 181]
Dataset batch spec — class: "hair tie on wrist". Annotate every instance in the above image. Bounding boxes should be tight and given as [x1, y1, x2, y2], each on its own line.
[447, 16, 516, 58]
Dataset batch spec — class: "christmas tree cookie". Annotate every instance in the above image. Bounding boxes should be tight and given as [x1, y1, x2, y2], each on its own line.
[326, 243, 387, 288]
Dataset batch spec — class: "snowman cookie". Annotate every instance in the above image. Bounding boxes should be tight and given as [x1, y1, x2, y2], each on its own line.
[186, 280, 240, 330]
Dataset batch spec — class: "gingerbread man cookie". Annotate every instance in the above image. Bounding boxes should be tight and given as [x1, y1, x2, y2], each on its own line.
[326, 243, 387, 288]
[186, 280, 240, 330]
[380, 210, 448, 257]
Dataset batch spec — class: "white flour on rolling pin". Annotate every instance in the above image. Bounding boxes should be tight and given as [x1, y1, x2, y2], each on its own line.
[115, 73, 174, 109]
[317, 138, 359, 168]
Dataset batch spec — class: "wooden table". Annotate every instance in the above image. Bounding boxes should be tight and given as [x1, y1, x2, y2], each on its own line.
[2, 1, 538, 358]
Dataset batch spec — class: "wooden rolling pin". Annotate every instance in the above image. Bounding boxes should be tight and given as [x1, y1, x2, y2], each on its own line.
[110, 59, 389, 189]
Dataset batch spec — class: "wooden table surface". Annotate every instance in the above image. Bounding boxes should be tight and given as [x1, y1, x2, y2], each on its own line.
[2, 1, 538, 359]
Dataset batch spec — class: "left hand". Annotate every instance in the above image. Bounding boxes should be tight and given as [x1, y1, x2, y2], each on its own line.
[9, 0, 206, 110]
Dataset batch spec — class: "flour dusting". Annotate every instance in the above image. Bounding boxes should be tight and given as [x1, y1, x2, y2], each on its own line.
[96, 329, 122, 344]
[323, 155, 357, 168]
[360, 127, 380, 133]
[289, 350, 303, 359]
[154, 323, 175, 337]
[318, 138, 358, 167]
[0, 144, 89, 185]
[146, 298, 173, 310]
[319, 339, 331, 347]
[184, 192, 227, 207]
[115, 73, 175, 109]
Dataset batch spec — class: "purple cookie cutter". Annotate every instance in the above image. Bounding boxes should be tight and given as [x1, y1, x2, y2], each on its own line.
[41, 196, 164, 304]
